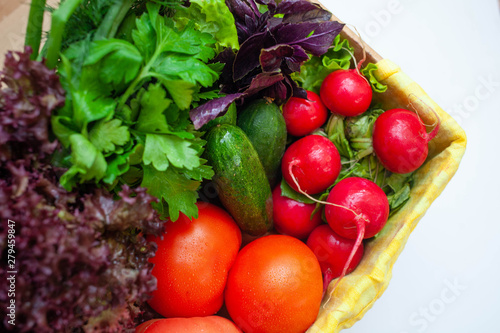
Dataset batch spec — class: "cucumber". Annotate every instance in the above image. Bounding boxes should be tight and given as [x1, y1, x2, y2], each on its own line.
[204, 124, 273, 236]
[237, 99, 287, 187]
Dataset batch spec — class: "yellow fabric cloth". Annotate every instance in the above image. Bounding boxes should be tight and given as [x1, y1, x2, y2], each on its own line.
[308, 59, 467, 333]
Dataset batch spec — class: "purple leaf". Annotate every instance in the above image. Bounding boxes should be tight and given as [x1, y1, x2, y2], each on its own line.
[277, 0, 332, 23]
[265, 79, 288, 102]
[256, 0, 277, 13]
[244, 72, 285, 96]
[233, 30, 275, 81]
[276, 20, 344, 56]
[190, 73, 285, 129]
[288, 76, 307, 99]
[260, 44, 309, 73]
[189, 93, 243, 129]
[260, 44, 295, 72]
[226, 0, 261, 24]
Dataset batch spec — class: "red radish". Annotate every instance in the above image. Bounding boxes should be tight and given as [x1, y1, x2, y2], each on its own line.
[307, 224, 364, 292]
[372, 108, 440, 174]
[320, 69, 372, 117]
[281, 135, 341, 195]
[325, 177, 389, 240]
[323, 177, 389, 293]
[272, 185, 323, 240]
[282, 90, 328, 137]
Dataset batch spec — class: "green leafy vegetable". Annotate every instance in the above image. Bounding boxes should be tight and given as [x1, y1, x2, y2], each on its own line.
[45, 0, 234, 220]
[173, 0, 239, 50]
[360, 62, 388, 93]
[89, 118, 130, 153]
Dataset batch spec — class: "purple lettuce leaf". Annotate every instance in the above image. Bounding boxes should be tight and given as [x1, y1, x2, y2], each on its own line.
[0, 47, 164, 332]
[0, 47, 65, 160]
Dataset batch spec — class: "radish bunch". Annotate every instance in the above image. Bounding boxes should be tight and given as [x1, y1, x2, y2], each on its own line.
[275, 54, 440, 296]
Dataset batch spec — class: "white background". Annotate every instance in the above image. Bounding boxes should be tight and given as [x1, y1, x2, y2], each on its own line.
[320, 0, 500, 332]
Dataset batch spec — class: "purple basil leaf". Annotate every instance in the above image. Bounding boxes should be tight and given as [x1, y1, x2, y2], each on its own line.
[260, 44, 309, 73]
[297, 21, 344, 56]
[226, 0, 262, 41]
[189, 93, 243, 129]
[260, 44, 294, 72]
[244, 72, 285, 96]
[289, 76, 307, 99]
[287, 44, 309, 66]
[277, 0, 332, 23]
[226, 0, 260, 24]
[276, 20, 344, 56]
[264, 79, 288, 103]
[256, 0, 277, 13]
[233, 30, 275, 81]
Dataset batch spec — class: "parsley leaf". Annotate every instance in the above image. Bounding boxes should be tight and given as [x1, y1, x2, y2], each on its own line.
[141, 165, 200, 221]
[143, 134, 200, 171]
[89, 118, 130, 153]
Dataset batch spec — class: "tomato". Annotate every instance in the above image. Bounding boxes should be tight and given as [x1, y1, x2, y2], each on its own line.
[147, 202, 242, 318]
[282, 90, 328, 137]
[272, 184, 322, 239]
[135, 316, 242, 333]
[225, 235, 323, 333]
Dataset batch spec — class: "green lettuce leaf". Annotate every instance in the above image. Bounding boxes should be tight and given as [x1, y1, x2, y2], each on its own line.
[361, 62, 388, 93]
[174, 0, 239, 50]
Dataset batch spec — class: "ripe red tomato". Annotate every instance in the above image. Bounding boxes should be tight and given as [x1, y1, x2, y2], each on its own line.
[225, 235, 323, 333]
[272, 184, 322, 239]
[147, 202, 242, 318]
[135, 317, 242, 333]
[282, 90, 328, 136]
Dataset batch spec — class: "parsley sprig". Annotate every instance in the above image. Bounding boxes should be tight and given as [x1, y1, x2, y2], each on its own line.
[28, 0, 238, 220]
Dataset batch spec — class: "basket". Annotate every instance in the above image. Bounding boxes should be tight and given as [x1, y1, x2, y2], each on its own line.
[307, 4, 467, 332]
[0, 2, 467, 332]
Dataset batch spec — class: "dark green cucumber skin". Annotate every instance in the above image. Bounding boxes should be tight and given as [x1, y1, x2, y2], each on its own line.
[205, 124, 273, 236]
[237, 99, 287, 187]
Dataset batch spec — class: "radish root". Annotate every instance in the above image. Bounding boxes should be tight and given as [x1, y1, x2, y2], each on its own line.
[287, 161, 369, 307]
[407, 93, 441, 142]
[323, 218, 365, 309]
[288, 161, 367, 223]
[347, 24, 367, 72]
